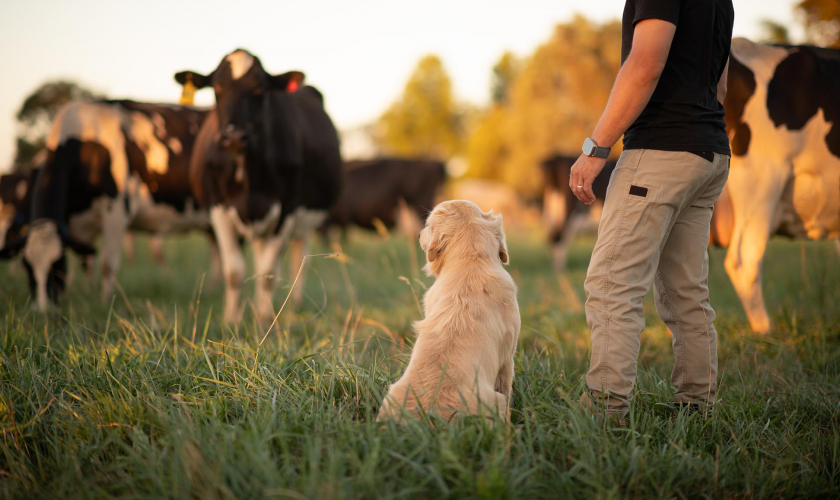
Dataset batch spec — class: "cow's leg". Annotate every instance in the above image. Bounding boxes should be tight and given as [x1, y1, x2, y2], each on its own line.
[287, 211, 326, 308]
[99, 198, 130, 302]
[397, 199, 421, 240]
[203, 231, 224, 283]
[123, 233, 136, 265]
[725, 223, 773, 333]
[65, 253, 77, 288]
[723, 162, 785, 334]
[149, 234, 166, 267]
[288, 238, 303, 306]
[253, 234, 286, 322]
[835, 238, 840, 258]
[210, 206, 245, 323]
[551, 212, 586, 273]
[289, 236, 313, 307]
[65, 238, 97, 291]
[209, 238, 223, 283]
[81, 254, 96, 287]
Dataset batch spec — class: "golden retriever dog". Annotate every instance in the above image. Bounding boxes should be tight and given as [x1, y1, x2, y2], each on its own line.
[378, 200, 520, 423]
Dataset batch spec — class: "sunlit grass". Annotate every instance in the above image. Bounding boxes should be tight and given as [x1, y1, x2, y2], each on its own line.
[0, 231, 838, 498]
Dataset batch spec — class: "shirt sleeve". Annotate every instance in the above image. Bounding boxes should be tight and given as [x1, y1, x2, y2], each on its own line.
[633, 0, 681, 27]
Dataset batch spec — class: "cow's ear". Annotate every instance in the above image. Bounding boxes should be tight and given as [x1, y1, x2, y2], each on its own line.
[174, 71, 212, 89]
[269, 71, 305, 92]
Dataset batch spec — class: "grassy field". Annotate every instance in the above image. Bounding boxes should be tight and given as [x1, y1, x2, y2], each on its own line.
[0, 230, 839, 499]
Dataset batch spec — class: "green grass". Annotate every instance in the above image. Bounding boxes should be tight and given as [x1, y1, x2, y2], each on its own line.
[0, 230, 839, 499]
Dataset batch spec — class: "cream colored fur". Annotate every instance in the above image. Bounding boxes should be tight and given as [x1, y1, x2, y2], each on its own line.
[377, 200, 521, 423]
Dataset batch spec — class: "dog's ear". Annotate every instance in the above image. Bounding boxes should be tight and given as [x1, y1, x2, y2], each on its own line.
[427, 233, 446, 262]
[495, 214, 509, 264]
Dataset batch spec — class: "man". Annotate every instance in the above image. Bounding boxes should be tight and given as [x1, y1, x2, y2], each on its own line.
[569, 0, 734, 421]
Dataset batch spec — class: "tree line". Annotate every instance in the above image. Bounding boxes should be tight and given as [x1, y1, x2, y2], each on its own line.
[10, 2, 839, 183]
[373, 2, 840, 198]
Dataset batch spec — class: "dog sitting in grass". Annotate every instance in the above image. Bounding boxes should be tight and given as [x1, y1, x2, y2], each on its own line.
[378, 200, 520, 423]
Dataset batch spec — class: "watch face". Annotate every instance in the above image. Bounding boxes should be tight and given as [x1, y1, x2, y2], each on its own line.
[583, 138, 595, 156]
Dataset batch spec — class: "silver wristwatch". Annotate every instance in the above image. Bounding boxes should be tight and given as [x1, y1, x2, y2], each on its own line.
[582, 138, 611, 159]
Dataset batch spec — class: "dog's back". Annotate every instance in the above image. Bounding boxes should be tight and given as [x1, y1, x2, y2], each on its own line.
[378, 200, 521, 423]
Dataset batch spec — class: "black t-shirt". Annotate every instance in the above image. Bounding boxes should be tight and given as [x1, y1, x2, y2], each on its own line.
[622, 0, 734, 155]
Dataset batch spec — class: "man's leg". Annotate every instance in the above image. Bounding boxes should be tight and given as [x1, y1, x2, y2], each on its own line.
[654, 155, 729, 408]
[582, 150, 715, 419]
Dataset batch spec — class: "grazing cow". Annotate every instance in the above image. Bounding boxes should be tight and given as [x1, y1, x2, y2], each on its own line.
[540, 154, 617, 271]
[0, 169, 38, 259]
[321, 158, 446, 236]
[22, 100, 209, 311]
[175, 49, 342, 323]
[718, 38, 840, 332]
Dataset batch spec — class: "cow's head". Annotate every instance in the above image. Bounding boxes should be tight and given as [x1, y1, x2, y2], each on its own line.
[175, 49, 304, 156]
[0, 174, 25, 256]
[0, 171, 36, 259]
[22, 221, 95, 312]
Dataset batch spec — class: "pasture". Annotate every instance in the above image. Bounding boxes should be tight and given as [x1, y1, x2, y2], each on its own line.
[1, 232, 839, 499]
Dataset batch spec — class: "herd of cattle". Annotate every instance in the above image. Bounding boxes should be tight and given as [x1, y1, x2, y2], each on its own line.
[1, 38, 839, 332]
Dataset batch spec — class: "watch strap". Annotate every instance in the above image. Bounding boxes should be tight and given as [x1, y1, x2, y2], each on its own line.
[593, 145, 610, 159]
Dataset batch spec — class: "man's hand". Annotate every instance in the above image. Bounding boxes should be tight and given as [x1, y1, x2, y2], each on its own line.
[569, 154, 608, 205]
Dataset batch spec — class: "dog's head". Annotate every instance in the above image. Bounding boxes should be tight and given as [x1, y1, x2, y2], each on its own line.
[419, 200, 509, 276]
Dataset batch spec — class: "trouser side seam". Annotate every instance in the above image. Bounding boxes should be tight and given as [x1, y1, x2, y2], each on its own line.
[599, 150, 645, 397]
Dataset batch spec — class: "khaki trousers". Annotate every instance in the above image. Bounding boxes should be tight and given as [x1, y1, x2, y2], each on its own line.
[582, 149, 729, 418]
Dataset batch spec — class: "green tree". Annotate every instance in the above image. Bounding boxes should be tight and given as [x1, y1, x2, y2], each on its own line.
[464, 53, 521, 181]
[467, 16, 622, 197]
[759, 20, 791, 44]
[466, 106, 509, 181]
[490, 52, 521, 106]
[14, 80, 100, 170]
[375, 55, 466, 159]
[797, 0, 840, 47]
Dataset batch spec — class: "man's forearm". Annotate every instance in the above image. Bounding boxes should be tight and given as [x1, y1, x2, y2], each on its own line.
[569, 19, 675, 204]
[590, 60, 664, 149]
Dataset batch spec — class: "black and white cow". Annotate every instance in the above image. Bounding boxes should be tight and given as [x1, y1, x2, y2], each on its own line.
[22, 100, 209, 311]
[321, 157, 446, 236]
[541, 154, 617, 272]
[175, 49, 342, 323]
[718, 38, 840, 332]
[0, 169, 39, 259]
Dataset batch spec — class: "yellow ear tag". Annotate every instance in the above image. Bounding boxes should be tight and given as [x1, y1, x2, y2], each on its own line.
[180, 76, 196, 105]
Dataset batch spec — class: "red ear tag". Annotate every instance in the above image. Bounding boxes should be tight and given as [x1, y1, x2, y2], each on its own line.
[287, 80, 299, 92]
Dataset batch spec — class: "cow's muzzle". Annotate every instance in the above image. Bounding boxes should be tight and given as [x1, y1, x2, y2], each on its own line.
[219, 125, 249, 154]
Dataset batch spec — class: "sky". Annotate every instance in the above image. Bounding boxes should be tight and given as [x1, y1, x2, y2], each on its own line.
[0, 0, 806, 170]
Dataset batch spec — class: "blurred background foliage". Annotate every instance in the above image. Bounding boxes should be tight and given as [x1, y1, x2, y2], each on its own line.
[374, 55, 468, 161]
[759, 20, 792, 44]
[466, 16, 621, 197]
[376, 16, 621, 199]
[13, 80, 101, 170]
[797, 0, 840, 47]
[12, 4, 840, 189]
[370, 5, 839, 199]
